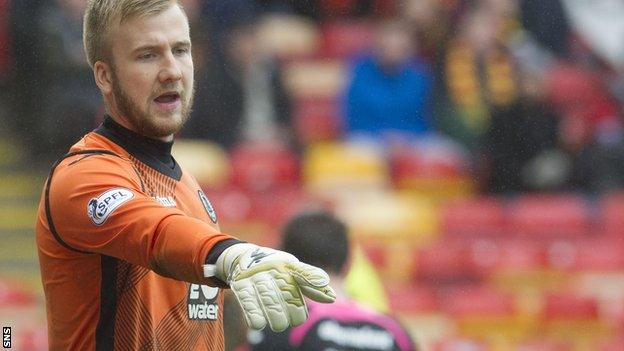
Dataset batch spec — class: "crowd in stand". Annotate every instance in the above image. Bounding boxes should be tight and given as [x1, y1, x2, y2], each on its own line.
[2, 0, 624, 195]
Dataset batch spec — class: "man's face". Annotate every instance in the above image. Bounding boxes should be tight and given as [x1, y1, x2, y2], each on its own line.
[375, 24, 413, 69]
[108, 4, 194, 140]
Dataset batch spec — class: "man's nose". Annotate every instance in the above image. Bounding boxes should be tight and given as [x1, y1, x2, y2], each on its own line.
[158, 51, 182, 83]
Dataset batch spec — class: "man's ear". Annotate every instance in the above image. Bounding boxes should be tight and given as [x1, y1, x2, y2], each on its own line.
[93, 61, 114, 95]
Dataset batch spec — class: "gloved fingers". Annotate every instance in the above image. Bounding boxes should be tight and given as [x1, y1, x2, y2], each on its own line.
[231, 278, 267, 330]
[282, 292, 308, 327]
[252, 272, 291, 332]
[270, 270, 309, 327]
[287, 261, 336, 303]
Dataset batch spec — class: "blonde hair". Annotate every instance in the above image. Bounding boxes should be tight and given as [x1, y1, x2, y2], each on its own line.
[83, 0, 183, 67]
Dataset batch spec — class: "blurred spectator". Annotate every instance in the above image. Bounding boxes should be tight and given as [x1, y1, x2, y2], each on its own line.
[343, 19, 434, 140]
[403, 0, 468, 62]
[35, 0, 101, 162]
[546, 63, 624, 194]
[269, 0, 385, 21]
[484, 71, 561, 193]
[434, 5, 521, 153]
[248, 211, 417, 351]
[179, 0, 208, 73]
[0, 0, 12, 127]
[520, 0, 571, 58]
[184, 22, 294, 150]
[8, 0, 46, 157]
[0, 0, 11, 82]
[200, 0, 259, 62]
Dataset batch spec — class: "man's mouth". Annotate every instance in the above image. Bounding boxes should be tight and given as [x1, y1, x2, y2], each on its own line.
[154, 92, 181, 110]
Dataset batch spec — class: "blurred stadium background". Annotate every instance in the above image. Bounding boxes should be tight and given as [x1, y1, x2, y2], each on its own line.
[1, 0, 624, 350]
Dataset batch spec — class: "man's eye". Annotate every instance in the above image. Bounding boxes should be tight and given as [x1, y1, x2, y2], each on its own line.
[139, 53, 156, 60]
[174, 48, 189, 55]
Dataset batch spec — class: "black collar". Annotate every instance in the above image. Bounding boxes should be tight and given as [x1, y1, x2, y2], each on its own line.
[94, 117, 182, 181]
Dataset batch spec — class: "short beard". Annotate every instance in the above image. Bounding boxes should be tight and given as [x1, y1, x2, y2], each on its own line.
[110, 68, 194, 139]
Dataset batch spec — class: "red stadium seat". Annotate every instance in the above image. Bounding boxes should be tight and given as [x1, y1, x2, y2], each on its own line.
[18, 328, 48, 351]
[516, 341, 571, 351]
[599, 192, 624, 237]
[414, 241, 478, 282]
[543, 294, 599, 320]
[0, 278, 35, 307]
[204, 185, 324, 228]
[464, 239, 547, 274]
[389, 141, 473, 200]
[253, 186, 327, 227]
[439, 197, 506, 238]
[507, 195, 590, 239]
[203, 187, 254, 223]
[391, 142, 470, 183]
[433, 339, 489, 351]
[544, 238, 624, 271]
[601, 335, 624, 351]
[546, 64, 599, 110]
[293, 97, 342, 143]
[496, 239, 546, 271]
[387, 284, 438, 314]
[229, 141, 299, 192]
[572, 239, 624, 271]
[359, 243, 386, 268]
[320, 21, 373, 58]
[439, 287, 515, 318]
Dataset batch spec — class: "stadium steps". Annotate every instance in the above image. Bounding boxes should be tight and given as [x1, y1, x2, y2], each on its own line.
[0, 138, 18, 168]
[0, 135, 45, 294]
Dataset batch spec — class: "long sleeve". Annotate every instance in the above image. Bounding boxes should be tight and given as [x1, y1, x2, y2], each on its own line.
[43, 153, 234, 285]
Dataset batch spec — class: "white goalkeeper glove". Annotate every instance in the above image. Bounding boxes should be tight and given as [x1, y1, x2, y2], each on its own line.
[204, 243, 335, 332]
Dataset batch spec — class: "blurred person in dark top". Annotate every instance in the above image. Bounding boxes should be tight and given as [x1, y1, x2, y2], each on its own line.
[179, 0, 208, 73]
[8, 0, 46, 157]
[248, 211, 417, 351]
[520, 0, 571, 58]
[403, 0, 468, 63]
[199, 0, 259, 64]
[546, 64, 624, 194]
[36, 0, 102, 162]
[484, 71, 561, 193]
[434, 5, 523, 155]
[259, 0, 379, 21]
[0, 0, 11, 84]
[0, 0, 12, 125]
[343, 18, 434, 140]
[183, 22, 294, 150]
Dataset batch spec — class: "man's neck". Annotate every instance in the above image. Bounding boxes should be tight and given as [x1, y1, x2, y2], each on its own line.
[107, 109, 174, 143]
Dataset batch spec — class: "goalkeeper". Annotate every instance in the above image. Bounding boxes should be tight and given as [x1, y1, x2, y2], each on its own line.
[35, 0, 334, 350]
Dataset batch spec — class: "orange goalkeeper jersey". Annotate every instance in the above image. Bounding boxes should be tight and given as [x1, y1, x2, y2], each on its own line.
[36, 117, 241, 350]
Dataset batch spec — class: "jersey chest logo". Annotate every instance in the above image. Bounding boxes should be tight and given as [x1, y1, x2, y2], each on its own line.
[87, 188, 134, 226]
[198, 190, 218, 223]
[187, 284, 220, 321]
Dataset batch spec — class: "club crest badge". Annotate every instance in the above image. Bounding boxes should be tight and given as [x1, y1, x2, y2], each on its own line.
[198, 190, 218, 223]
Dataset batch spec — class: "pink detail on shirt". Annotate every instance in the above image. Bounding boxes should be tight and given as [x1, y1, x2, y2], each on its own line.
[289, 298, 414, 351]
